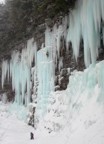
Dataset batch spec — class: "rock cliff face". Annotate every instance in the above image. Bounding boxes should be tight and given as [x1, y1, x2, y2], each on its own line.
[0, 0, 77, 60]
[0, 0, 77, 100]
[0, 0, 104, 101]
[0, 23, 85, 100]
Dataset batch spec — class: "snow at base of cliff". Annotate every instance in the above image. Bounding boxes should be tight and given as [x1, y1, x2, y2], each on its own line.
[0, 61, 104, 144]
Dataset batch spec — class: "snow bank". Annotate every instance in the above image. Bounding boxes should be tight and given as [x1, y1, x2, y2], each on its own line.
[37, 60, 104, 143]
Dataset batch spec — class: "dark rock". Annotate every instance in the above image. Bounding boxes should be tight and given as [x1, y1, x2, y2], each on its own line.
[59, 76, 69, 90]
[60, 68, 68, 77]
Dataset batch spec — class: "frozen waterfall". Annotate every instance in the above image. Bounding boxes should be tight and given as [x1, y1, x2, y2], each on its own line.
[1, 0, 104, 109]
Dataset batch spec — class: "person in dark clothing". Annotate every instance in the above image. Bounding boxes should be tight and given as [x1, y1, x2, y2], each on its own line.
[30, 132, 34, 140]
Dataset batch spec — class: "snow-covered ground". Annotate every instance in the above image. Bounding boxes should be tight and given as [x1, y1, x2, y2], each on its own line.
[0, 61, 104, 144]
[0, 103, 33, 144]
[0, 96, 104, 144]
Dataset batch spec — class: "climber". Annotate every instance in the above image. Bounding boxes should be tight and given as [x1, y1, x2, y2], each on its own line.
[30, 132, 34, 140]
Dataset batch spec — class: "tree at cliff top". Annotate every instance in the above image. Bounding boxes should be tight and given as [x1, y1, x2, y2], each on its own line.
[0, 0, 76, 59]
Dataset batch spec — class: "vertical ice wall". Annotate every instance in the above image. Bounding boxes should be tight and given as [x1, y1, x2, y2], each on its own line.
[37, 47, 54, 114]
[1, 60, 9, 88]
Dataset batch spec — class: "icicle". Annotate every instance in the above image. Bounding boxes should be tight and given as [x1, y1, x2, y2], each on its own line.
[59, 57, 63, 72]
[103, 28, 104, 45]
[93, 0, 101, 32]
[26, 38, 36, 67]
[62, 15, 68, 39]
[87, 0, 97, 64]
[45, 26, 52, 48]
[56, 25, 63, 58]
[1, 60, 9, 88]
[67, 9, 81, 61]
[101, 0, 104, 21]
[96, 61, 104, 92]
